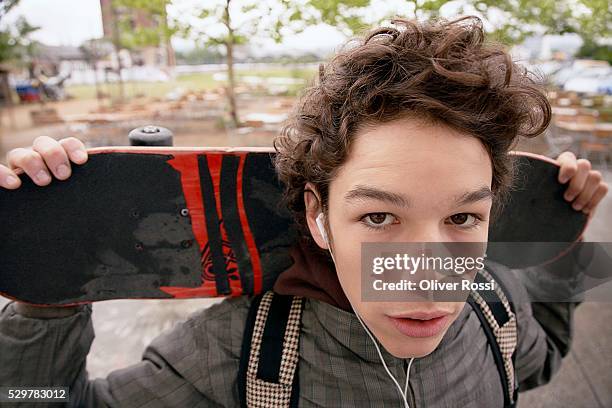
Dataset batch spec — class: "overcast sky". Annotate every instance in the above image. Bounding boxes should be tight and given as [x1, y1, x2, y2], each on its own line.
[0, 0, 352, 54]
[2, 0, 104, 46]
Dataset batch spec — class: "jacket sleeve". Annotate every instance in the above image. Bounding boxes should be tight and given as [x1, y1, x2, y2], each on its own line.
[511, 293, 578, 391]
[504, 244, 589, 392]
[0, 298, 248, 407]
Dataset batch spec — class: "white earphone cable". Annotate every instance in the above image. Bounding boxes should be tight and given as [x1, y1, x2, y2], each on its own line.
[404, 356, 415, 397]
[317, 213, 415, 408]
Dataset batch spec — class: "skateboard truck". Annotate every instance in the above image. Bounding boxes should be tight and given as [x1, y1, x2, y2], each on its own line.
[128, 125, 174, 146]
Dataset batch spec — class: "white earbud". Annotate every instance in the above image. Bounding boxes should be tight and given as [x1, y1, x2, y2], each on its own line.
[316, 212, 328, 245]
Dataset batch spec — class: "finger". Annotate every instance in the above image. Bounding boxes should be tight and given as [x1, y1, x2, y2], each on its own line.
[7, 148, 51, 186]
[556, 151, 577, 184]
[59, 137, 88, 164]
[564, 159, 591, 201]
[0, 164, 21, 189]
[583, 182, 609, 215]
[571, 171, 602, 211]
[32, 136, 71, 180]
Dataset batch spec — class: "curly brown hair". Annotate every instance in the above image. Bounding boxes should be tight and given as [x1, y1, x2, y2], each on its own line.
[273, 16, 551, 239]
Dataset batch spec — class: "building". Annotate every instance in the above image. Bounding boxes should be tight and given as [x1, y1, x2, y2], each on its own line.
[99, 0, 175, 67]
[33, 45, 89, 76]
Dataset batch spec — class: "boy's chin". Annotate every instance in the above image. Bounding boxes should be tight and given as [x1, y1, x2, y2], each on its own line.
[382, 331, 447, 359]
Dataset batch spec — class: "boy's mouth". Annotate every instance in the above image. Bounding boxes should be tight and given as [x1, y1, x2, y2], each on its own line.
[386, 311, 451, 338]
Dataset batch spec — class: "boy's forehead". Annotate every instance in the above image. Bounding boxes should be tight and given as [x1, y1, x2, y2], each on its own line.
[328, 118, 493, 203]
[348, 117, 489, 162]
[330, 163, 493, 210]
[339, 124, 491, 178]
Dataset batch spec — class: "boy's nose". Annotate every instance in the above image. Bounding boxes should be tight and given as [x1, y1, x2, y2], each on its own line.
[399, 224, 446, 243]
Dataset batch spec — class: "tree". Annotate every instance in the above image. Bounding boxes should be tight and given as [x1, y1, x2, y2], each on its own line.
[95, 0, 175, 102]
[107, 0, 375, 127]
[576, 39, 612, 64]
[80, 39, 114, 106]
[112, 0, 177, 66]
[174, 0, 326, 127]
[468, 0, 611, 45]
[301, 0, 372, 35]
[308, 0, 610, 49]
[0, 0, 40, 66]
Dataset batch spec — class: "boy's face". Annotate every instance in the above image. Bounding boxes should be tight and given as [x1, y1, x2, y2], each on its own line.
[306, 115, 493, 358]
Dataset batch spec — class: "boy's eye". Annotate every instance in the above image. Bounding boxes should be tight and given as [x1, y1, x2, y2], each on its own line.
[361, 213, 397, 228]
[447, 213, 479, 227]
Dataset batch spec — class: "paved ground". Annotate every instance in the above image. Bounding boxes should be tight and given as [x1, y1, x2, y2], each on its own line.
[0, 128, 610, 406]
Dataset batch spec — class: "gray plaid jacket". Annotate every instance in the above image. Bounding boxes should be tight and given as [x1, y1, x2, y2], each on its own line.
[0, 261, 577, 407]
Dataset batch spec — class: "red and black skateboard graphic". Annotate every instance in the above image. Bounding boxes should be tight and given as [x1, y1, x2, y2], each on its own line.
[0, 148, 587, 305]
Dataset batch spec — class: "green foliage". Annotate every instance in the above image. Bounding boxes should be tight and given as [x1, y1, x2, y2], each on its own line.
[0, 0, 40, 65]
[308, 0, 610, 46]
[112, 0, 177, 50]
[66, 67, 316, 100]
[307, 0, 371, 33]
[576, 39, 612, 64]
[473, 0, 611, 45]
[176, 0, 313, 49]
[175, 47, 225, 64]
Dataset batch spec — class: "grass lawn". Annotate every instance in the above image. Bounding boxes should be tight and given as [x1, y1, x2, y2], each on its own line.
[65, 66, 317, 101]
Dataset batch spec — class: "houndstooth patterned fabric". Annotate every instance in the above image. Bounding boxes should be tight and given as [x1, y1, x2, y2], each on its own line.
[470, 269, 518, 404]
[246, 291, 304, 407]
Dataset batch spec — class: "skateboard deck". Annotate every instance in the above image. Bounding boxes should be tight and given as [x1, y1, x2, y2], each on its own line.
[487, 152, 589, 268]
[0, 148, 587, 305]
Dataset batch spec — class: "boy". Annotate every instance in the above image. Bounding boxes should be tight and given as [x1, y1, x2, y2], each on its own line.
[0, 16, 608, 407]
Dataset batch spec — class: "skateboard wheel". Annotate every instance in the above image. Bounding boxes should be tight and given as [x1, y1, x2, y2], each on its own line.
[180, 208, 189, 217]
[128, 125, 174, 146]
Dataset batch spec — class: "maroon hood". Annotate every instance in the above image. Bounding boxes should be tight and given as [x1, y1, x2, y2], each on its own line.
[273, 238, 352, 312]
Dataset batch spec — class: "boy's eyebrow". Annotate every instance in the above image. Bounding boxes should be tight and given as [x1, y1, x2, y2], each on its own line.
[344, 185, 412, 207]
[454, 186, 494, 206]
[344, 185, 493, 207]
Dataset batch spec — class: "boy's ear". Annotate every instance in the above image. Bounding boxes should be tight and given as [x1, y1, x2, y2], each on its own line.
[304, 182, 329, 250]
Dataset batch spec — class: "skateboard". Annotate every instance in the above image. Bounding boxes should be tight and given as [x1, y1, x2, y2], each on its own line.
[487, 152, 589, 268]
[0, 148, 588, 305]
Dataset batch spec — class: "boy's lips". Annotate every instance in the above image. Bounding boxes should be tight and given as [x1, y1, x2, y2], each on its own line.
[386, 310, 452, 338]
[387, 310, 451, 320]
